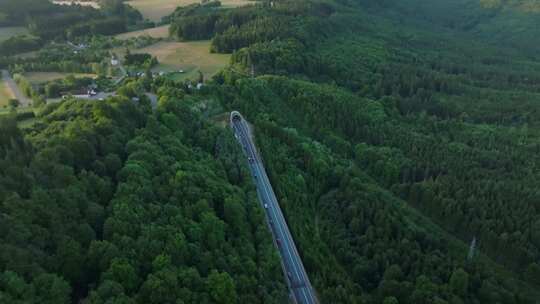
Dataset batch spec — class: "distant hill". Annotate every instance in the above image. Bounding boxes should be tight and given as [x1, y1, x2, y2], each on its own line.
[367, 0, 540, 54]
[480, 0, 540, 13]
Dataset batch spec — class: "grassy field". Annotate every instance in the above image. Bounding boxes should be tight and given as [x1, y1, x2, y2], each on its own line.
[13, 51, 39, 59]
[0, 80, 15, 108]
[126, 0, 254, 21]
[116, 25, 170, 40]
[134, 40, 230, 80]
[24, 72, 97, 84]
[0, 27, 29, 42]
[52, 0, 100, 8]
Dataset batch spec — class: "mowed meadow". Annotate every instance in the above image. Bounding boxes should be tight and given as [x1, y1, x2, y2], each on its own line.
[133, 40, 230, 80]
[0, 27, 29, 42]
[115, 24, 170, 40]
[115, 1, 251, 81]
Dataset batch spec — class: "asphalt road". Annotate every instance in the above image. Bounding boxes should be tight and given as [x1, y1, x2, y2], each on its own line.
[1, 70, 32, 107]
[230, 111, 319, 304]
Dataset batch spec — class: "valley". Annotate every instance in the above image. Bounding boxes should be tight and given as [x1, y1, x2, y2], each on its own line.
[0, 0, 540, 303]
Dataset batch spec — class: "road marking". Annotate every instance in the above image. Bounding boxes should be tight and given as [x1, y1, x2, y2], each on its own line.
[236, 122, 300, 276]
[232, 119, 316, 304]
[233, 123, 299, 275]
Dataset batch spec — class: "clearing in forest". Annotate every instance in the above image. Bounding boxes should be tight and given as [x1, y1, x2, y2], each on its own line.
[133, 40, 230, 81]
[115, 25, 170, 40]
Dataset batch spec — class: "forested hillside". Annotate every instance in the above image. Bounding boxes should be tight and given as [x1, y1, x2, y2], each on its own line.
[172, 0, 540, 301]
[1, 0, 540, 303]
[371, 0, 540, 53]
[0, 85, 287, 302]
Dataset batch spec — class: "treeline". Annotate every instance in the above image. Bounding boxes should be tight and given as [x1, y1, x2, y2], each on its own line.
[124, 51, 158, 70]
[211, 15, 293, 53]
[66, 17, 128, 39]
[26, 8, 103, 40]
[6, 43, 110, 75]
[168, 0, 335, 53]
[0, 35, 42, 57]
[230, 39, 308, 75]
[169, 3, 260, 41]
[0, 0, 63, 27]
[38, 75, 96, 98]
[2, 34, 158, 74]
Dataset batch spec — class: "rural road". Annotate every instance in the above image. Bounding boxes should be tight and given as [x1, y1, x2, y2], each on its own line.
[230, 111, 319, 304]
[1, 70, 31, 107]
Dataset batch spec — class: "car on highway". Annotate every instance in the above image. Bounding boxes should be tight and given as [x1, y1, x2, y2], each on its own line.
[230, 111, 318, 304]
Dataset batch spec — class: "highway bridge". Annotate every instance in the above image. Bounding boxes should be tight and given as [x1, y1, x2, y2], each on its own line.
[230, 111, 319, 304]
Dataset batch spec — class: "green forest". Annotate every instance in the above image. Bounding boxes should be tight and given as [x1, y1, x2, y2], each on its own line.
[2, 0, 540, 303]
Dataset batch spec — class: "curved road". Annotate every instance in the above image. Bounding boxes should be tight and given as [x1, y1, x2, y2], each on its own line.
[230, 111, 319, 304]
